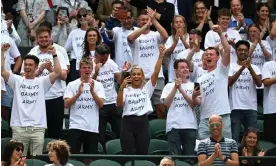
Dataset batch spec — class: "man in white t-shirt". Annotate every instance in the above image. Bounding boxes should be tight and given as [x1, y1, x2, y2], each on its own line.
[262, 59, 276, 144]
[64, 58, 105, 154]
[91, 44, 122, 150]
[205, 8, 241, 64]
[109, 11, 137, 71]
[1, 43, 61, 156]
[193, 25, 232, 140]
[127, 9, 168, 119]
[228, 40, 262, 142]
[1, 34, 22, 121]
[21, 26, 68, 139]
[161, 59, 197, 157]
[266, 19, 276, 64]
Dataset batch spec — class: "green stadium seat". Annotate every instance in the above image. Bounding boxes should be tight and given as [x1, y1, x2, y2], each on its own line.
[25, 159, 48, 166]
[43, 138, 56, 154]
[259, 140, 276, 151]
[98, 142, 104, 154]
[149, 119, 166, 139]
[1, 138, 12, 155]
[125, 160, 156, 166]
[106, 139, 122, 154]
[68, 159, 85, 166]
[175, 160, 192, 166]
[148, 139, 169, 155]
[89, 159, 121, 166]
[1, 120, 10, 138]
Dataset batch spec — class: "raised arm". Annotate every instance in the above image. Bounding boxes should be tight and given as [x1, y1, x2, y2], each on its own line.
[48, 46, 61, 84]
[147, 7, 168, 42]
[1, 44, 11, 82]
[127, 19, 151, 44]
[151, 45, 165, 86]
[212, 25, 231, 66]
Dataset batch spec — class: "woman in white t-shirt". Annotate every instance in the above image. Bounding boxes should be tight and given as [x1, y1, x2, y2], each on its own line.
[82, 28, 102, 59]
[248, 23, 272, 107]
[117, 45, 165, 155]
[165, 15, 189, 82]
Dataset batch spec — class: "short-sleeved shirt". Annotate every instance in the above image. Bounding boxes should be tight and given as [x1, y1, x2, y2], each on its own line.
[197, 137, 238, 165]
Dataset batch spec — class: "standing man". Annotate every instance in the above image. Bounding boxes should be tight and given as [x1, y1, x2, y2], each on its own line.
[228, 40, 262, 142]
[21, 26, 68, 139]
[193, 25, 232, 140]
[197, 115, 239, 165]
[1, 43, 61, 156]
[64, 58, 105, 154]
[127, 9, 168, 118]
[161, 59, 197, 156]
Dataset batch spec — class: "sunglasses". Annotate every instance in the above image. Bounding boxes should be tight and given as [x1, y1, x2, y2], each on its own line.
[15, 147, 24, 152]
[78, 14, 87, 18]
[210, 123, 221, 128]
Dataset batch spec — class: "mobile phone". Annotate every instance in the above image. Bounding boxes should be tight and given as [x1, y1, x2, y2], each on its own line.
[194, 82, 200, 90]
[61, 10, 67, 17]
[116, 9, 128, 20]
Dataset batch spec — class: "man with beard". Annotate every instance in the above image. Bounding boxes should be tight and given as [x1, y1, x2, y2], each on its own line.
[197, 115, 239, 165]
[228, 40, 262, 143]
[192, 24, 231, 140]
[21, 26, 68, 139]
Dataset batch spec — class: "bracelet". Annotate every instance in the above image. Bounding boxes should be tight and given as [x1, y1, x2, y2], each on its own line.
[53, 54, 57, 58]
[119, 88, 124, 91]
[223, 156, 229, 163]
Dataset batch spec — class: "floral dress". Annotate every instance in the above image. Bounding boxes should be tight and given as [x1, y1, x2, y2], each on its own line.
[16, 0, 49, 46]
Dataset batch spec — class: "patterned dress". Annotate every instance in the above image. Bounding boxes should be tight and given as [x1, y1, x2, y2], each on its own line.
[16, 0, 49, 46]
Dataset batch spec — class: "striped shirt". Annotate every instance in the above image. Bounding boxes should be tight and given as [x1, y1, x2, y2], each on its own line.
[197, 137, 238, 165]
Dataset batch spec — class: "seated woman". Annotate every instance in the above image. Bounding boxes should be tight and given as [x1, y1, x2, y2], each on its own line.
[239, 127, 266, 166]
[1, 139, 26, 166]
[45, 140, 72, 166]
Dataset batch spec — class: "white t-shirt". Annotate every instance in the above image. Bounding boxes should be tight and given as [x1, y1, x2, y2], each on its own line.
[1, 19, 21, 45]
[265, 36, 276, 60]
[64, 79, 105, 132]
[190, 66, 208, 82]
[26, 47, 68, 99]
[128, 30, 164, 79]
[1, 34, 20, 72]
[93, 59, 120, 104]
[53, 43, 70, 66]
[165, 35, 189, 82]
[197, 64, 231, 119]
[1, 76, 6, 92]
[65, 28, 86, 70]
[123, 80, 155, 116]
[176, 48, 204, 67]
[204, 29, 242, 64]
[229, 63, 261, 111]
[262, 61, 276, 114]
[249, 40, 272, 71]
[113, 27, 138, 71]
[161, 82, 197, 133]
[7, 74, 52, 128]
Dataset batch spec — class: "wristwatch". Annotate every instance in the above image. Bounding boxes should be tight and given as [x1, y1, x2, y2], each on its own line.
[224, 156, 229, 163]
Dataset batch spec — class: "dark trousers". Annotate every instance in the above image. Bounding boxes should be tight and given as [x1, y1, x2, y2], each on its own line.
[167, 129, 196, 155]
[120, 115, 150, 155]
[67, 129, 99, 154]
[257, 89, 263, 108]
[264, 113, 276, 144]
[67, 59, 80, 83]
[231, 109, 258, 143]
[99, 104, 122, 146]
[45, 96, 64, 139]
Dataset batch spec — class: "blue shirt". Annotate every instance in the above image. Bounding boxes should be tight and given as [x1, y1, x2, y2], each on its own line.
[228, 15, 253, 33]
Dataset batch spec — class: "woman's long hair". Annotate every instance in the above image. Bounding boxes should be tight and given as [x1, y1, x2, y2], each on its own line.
[82, 27, 102, 58]
[1, 140, 24, 166]
[171, 15, 187, 39]
[255, 3, 271, 33]
[240, 127, 261, 156]
[192, 1, 207, 23]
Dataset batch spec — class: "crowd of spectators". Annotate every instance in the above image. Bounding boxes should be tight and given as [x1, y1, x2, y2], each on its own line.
[1, 0, 276, 165]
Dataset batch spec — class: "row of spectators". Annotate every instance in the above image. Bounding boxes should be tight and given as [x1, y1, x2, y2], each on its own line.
[1, 0, 276, 166]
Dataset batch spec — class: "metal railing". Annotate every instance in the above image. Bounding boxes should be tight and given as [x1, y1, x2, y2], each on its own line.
[36, 154, 276, 166]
